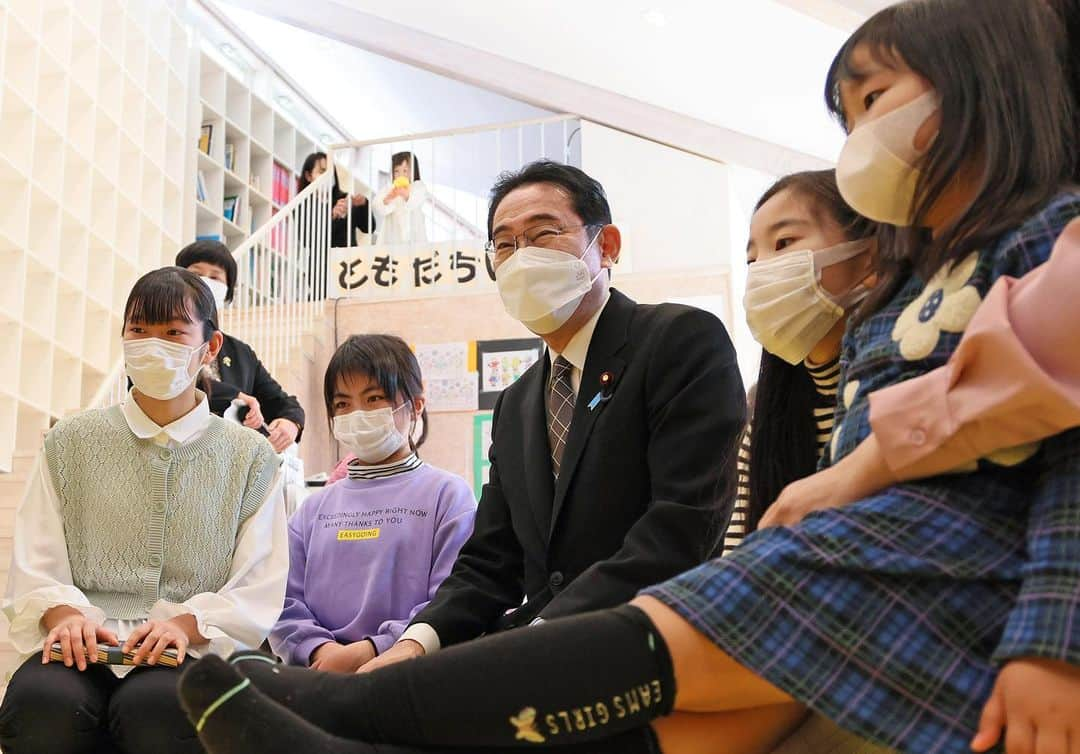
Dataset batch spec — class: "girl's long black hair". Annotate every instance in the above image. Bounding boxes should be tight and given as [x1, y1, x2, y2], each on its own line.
[746, 171, 874, 530]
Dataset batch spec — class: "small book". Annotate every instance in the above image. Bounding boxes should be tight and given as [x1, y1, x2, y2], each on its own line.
[223, 195, 238, 222]
[196, 170, 207, 202]
[50, 642, 180, 668]
[224, 143, 235, 171]
[199, 124, 213, 155]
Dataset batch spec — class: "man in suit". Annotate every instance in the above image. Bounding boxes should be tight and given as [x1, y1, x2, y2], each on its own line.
[362, 160, 745, 670]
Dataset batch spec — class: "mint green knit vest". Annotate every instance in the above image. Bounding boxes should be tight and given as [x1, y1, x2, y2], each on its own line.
[43, 405, 279, 620]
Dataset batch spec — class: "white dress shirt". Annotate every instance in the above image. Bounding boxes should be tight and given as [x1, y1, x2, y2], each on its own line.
[399, 291, 613, 656]
[3, 389, 289, 676]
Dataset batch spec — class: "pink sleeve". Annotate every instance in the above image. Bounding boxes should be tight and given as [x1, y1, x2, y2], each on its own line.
[325, 455, 356, 485]
[869, 219, 1080, 479]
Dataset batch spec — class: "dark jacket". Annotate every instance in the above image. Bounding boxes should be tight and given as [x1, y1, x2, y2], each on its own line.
[412, 289, 745, 645]
[207, 334, 306, 442]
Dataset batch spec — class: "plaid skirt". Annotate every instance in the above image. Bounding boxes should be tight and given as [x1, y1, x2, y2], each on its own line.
[643, 478, 1023, 754]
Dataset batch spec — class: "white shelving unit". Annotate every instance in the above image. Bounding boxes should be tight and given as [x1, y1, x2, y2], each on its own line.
[194, 50, 324, 251]
[0, 0, 190, 472]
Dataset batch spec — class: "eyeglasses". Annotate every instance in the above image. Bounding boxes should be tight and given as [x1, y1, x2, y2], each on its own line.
[485, 223, 597, 268]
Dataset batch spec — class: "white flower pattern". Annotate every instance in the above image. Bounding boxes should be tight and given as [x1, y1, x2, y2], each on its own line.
[892, 252, 982, 361]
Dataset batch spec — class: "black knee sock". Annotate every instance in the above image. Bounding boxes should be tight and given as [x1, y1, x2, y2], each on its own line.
[178, 654, 377, 754]
[181, 655, 661, 754]
[202, 605, 673, 749]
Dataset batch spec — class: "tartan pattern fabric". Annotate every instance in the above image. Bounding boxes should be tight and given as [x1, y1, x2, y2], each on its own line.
[547, 356, 576, 477]
[643, 191, 1080, 754]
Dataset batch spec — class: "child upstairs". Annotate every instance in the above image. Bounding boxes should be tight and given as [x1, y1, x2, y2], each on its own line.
[270, 334, 475, 672]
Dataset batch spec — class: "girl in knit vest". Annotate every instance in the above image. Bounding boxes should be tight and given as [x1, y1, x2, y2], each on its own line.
[0, 267, 288, 754]
[269, 334, 475, 672]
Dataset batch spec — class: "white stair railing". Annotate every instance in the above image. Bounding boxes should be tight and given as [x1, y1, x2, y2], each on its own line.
[88, 114, 582, 410]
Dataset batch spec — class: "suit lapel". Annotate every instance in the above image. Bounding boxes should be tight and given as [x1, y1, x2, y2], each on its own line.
[520, 358, 556, 538]
[548, 290, 634, 538]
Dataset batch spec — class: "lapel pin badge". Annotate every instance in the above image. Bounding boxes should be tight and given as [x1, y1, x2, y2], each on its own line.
[223, 356, 232, 367]
[588, 371, 615, 411]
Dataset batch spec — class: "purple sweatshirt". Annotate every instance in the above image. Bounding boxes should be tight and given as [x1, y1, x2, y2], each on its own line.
[269, 461, 476, 665]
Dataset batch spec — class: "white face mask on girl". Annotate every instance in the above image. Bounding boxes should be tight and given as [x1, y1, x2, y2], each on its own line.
[835, 90, 940, 226]
[744, 239, 872, 365]
[124, 338, 208, 400]
[333, 404, 412, 464]
[494, 230, 605, 335]
[199, 276, 228, 314]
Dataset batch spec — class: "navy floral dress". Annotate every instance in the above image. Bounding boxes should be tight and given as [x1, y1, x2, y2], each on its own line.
[643, 190, 1080, 754]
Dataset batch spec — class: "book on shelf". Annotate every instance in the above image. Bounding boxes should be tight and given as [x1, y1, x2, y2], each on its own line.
[272, 161, 292, 206]
[196, 170, 207, 202]
[223, 195, 238, 223]
[224, 143, 235, 172]
[199, 124, 213, 156]
[196, 234, 222, 242]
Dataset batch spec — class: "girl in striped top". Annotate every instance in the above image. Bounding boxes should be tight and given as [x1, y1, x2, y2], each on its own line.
[725, 170, 875, 553]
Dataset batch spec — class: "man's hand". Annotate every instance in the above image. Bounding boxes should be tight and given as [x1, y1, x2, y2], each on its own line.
[41, 606, 119, 671]
[266, 418, 299, 452]
[237, 392, 265, 430]
[332, 197, 348, 219]
[356, 639, 424, 674]
[311, 640, 377, 674]
[971, 658, 1080, 754]
[758, 433, 897, 530]
[124, 615, 201, 666]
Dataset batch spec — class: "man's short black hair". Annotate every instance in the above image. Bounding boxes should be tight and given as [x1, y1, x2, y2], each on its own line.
[487, 160, 612, 239]
[175, 240, 237, 303]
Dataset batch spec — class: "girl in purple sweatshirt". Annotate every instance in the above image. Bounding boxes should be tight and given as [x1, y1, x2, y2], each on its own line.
[269, 335, 475, 672]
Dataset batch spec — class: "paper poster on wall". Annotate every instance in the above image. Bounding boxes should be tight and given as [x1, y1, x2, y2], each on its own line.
[473, 412, 494, 495]
[476, 338, 544, 410]
[414, 342, 474, 380]
[426, 375, 480, 413]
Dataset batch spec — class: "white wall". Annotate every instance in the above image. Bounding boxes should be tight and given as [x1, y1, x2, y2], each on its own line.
[579, 121, 729, 275]
[211, 2, 552, 141]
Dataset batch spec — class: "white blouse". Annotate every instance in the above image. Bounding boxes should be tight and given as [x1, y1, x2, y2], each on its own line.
[3, 390, 289, 676]
[373, 179, 430, 245]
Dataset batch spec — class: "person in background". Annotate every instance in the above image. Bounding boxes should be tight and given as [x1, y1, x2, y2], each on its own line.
[298, 151, 375, 248]
[0, 267, 288, 754]
[724, 169, 875, 554]
[372, 152, 429, 245]
[269, 334, 475, 672]
[177, 241, 305, 452]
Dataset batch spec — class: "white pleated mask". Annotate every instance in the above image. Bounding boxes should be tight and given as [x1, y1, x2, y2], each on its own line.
[744, 239, 872, 365]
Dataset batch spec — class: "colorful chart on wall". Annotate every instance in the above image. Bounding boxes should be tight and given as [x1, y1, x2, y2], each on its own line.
[473, 412, 494, 495]
[476, 338, 544, 410]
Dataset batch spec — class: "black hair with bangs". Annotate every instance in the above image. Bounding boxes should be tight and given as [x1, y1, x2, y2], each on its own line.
[746, 170, 874, 531]
[824, 0, 1075, 320]
[122, 266, 219, 341]
[175, 239, 237, 303]
[323, 334, 429, 450]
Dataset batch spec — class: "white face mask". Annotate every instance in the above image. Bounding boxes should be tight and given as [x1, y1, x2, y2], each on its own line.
[199, 276, 228, 314]
[744, 239, 872, 365]
[124, 337, 208, 400]
[836, 90, 940, 226]
[494, 231, 604, 335]
[333, 404, 411, 464]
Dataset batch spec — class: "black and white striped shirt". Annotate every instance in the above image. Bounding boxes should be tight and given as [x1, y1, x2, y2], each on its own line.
[724, 357, 841, 554]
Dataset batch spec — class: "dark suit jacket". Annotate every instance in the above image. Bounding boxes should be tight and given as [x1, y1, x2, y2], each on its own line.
[412, 288, 745, 646]
[208, 334, 306, 441]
